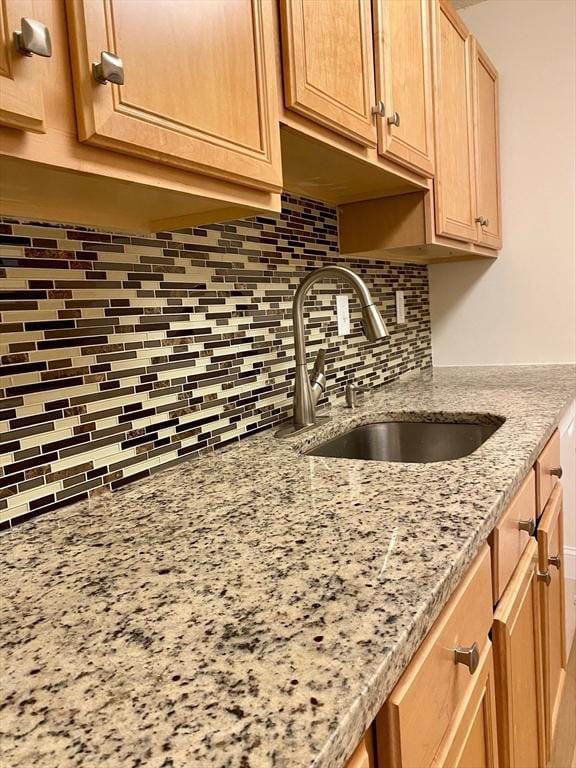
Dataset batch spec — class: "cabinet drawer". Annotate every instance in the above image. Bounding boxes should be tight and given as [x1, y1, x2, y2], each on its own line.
[489, 469, 536, 603]
[377, 545, 493, 768]
[536, 430, 561, 516]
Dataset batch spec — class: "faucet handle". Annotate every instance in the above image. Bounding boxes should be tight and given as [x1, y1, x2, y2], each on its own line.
[310, 348, 327, 406]
[312, 348, 326, 375]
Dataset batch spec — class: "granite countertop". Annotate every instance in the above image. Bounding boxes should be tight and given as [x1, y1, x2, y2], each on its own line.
[1, 365, 575, 768]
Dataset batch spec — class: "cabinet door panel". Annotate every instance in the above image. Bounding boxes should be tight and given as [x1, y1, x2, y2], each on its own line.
[473, 39, 502, 249]
[280, 0, 377, 146]
[0, 0, 47, 131]
[374, 0, 434, 176]
[537, 484, 567, 757]
[65, 0, 282, 191]
[493, 540, 546, 768]
[432, 0, 477, 242]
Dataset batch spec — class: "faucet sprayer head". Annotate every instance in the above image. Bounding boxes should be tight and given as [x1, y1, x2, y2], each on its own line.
[361, 302, 389, 342]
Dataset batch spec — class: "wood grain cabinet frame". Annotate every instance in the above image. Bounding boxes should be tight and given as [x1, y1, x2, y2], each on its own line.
[279, 0, 377, 146]
[373, 0, 435, 177]
[345, 729, 376, 768]
[431, 0, 477, 243]
[537, 483, 567, 759]
[65, 0, 282, 192]
[0, 0, 49, 132]
[492, 539, 547, 768]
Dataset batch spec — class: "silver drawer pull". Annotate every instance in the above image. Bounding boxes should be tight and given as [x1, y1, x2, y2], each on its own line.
[454, 642, 479, 674]
[518, 518, 535, 536]
[387, 111, 400, 127]
[92, 51, 124, 85]
[537, 570, 551, 586]
[371, 100, 385, 117]
[13, 17, 52, 57]
[548, 554, 561, 569]
[550, 467, 562, 478]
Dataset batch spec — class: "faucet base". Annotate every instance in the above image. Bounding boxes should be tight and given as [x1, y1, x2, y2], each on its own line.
[274, 416, 331, 440]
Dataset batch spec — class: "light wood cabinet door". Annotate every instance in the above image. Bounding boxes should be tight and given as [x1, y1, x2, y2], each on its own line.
[65, 0, 282, 192]
[493, 539, 546, 768]
[373, 0, 435, 176]
[537, 483, 567, 758]
[377, 546, 493, 768]
[279, 0, 377, 146]
[0, 0, 48, 132]
[472, 39, 502, 249]
[433, 643, 499, 768]
[432, 0, 477, 242]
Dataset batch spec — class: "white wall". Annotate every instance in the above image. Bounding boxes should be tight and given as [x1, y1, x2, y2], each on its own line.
[429, 0, 576, 366]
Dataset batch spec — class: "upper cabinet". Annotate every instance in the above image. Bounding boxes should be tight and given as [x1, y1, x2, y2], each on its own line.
[0, 0, 50, 132]
[65, 0, 282, 192]
[279, 0, 377, 147]
[373, 0, 435, 176]
[472, 38, 502, 249]
[432, 0, 477, 242]
[339, 0, 502, 263]
[0, 0, 501, 248]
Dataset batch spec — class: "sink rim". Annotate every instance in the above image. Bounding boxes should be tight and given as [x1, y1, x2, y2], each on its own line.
[301, 411, 506, 463]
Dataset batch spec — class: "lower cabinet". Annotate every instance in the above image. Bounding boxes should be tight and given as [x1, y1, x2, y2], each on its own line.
[344, 456, 566, 768]
[492, 539, 546, 768]
[537, 483, 567, 758]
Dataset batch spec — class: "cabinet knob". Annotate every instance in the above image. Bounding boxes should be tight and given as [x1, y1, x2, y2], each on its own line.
[548, 554, 561, 569]
[92, 51, 124, 85]
[550, 467, 563, 478]
[518, 518, 535, 536]
[537, 570, 551, 586]
[13, 17, 52, 57]
[454, 641, 480, 674]
[387, 111, 400, 127]
[475, 216, 489, 227]
[371, 100, 386, 117]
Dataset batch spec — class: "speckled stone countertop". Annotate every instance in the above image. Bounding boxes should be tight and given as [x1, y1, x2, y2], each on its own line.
[1, 365, 575, 768]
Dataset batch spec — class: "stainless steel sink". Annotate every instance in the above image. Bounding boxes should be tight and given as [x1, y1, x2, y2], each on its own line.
[305, 419, 502, 463]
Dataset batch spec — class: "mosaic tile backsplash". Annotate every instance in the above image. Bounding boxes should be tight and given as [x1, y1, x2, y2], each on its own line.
[0, 194, 432, 526]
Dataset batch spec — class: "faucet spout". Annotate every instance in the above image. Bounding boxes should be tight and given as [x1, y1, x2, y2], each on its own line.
[290, 265, 388, 429]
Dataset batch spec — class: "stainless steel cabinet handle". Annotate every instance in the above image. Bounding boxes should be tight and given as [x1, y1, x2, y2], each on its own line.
[454, 641, 479, 674]
[550, 467, 563, 478]
[518, 518, 535, 536]
[548, 554, 561, 569]
[475, 216, 489, 227]
[387, 111, 400, 127]
[537, 570, 551, 586]
[371, 100, 385, 117]
[92, 51, 124, 85]
[13, 17, 52, 57]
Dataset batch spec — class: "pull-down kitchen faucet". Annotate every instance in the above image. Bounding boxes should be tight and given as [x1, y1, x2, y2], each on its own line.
[277, 265, 388, 436]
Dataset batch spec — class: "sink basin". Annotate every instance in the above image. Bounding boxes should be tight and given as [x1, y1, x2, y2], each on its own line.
[305, 419, 502, 463]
